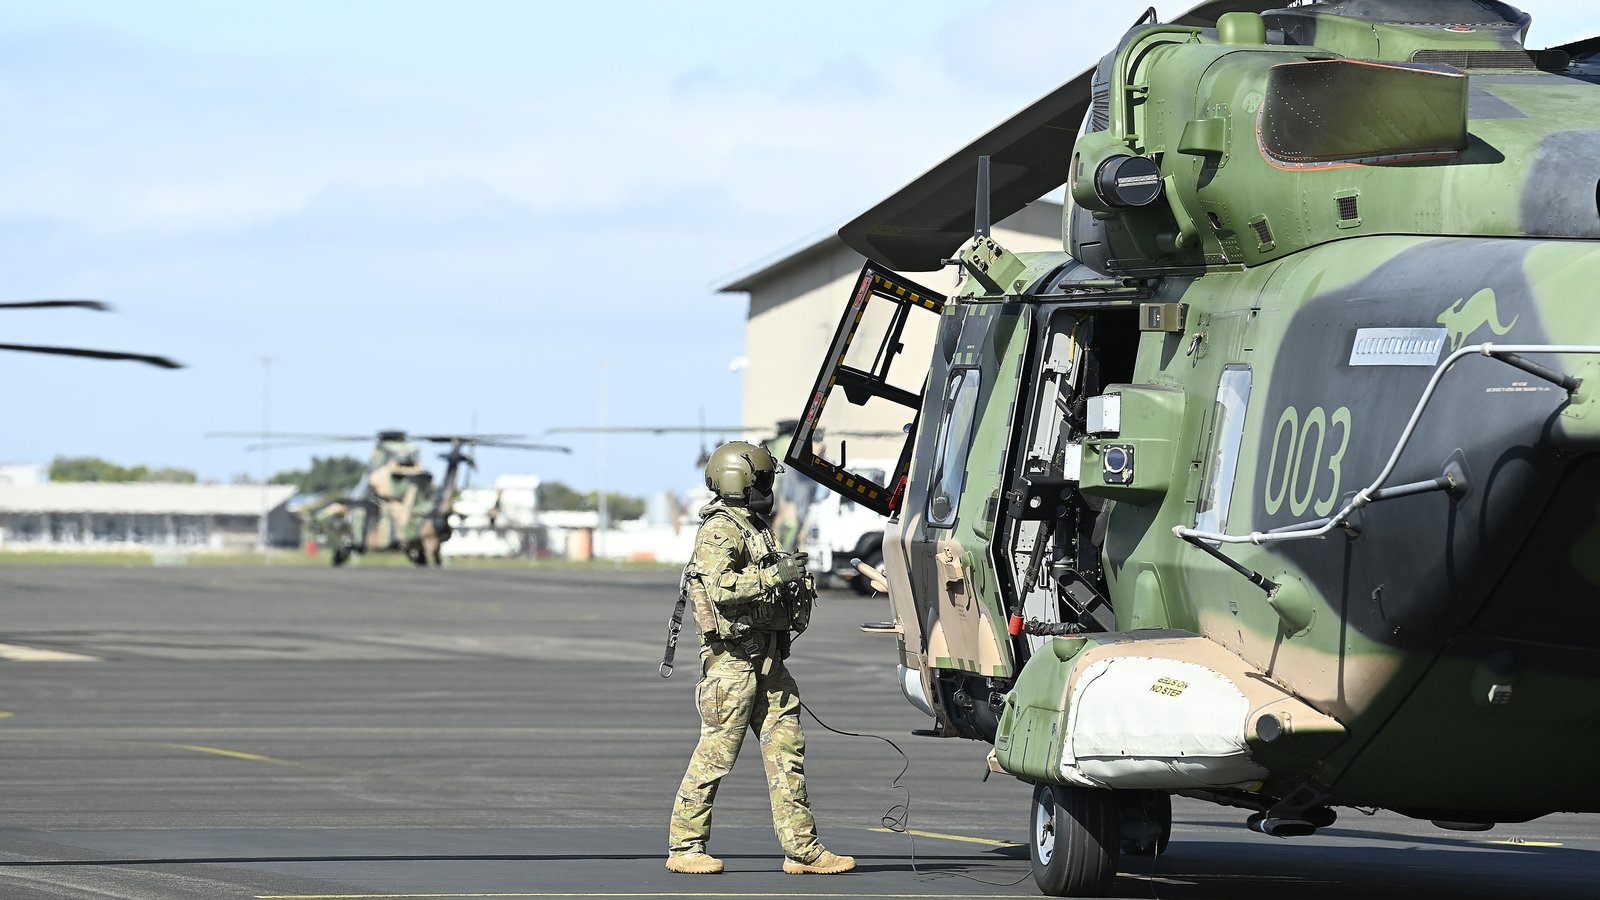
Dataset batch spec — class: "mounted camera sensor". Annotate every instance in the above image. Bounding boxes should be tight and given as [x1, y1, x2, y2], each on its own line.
[1102, 444, 1135, 485]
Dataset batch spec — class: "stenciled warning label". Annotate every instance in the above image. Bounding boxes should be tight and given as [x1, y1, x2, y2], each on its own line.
[1150, 677, 1189, 698]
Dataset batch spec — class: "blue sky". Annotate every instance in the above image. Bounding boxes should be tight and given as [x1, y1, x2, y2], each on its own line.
[0, 1, 1591, 497]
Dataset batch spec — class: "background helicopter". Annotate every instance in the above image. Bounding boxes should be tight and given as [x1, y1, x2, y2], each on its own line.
[211, 430, 568, 566]
[785, 0, 1600, 895]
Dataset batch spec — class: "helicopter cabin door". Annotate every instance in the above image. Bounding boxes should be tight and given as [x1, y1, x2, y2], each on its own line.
[784, 263, 943, 516]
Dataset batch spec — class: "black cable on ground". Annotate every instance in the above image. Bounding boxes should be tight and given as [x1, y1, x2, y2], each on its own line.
[799, 698, 1031, 888]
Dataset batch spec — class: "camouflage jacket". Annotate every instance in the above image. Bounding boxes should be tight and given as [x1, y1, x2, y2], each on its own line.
[684, 500, 787, 641]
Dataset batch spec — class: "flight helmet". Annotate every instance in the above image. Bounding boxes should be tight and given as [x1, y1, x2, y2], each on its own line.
[704, 441, 781, 513]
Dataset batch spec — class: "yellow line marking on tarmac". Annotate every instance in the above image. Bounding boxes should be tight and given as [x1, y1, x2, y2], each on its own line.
[0, 642, 99, 662]
[858, 825, 1020, 847]
[164, 744, 295, 766]
[258, 894, 1042, 899]
[0, 712, 13, 721]
[1488, 839, 1564, 847]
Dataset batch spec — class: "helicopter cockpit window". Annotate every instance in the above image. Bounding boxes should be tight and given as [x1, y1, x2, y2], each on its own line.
[928, 368, 981, 528]
[1195, 365, 1252, 535]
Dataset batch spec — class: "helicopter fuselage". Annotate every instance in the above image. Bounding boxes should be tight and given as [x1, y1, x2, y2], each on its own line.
[884, 234, 1600, 820]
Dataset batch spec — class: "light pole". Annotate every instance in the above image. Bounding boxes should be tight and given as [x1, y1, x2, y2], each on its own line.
[597, 361, 608, 561]
[259, 355, 276, 556]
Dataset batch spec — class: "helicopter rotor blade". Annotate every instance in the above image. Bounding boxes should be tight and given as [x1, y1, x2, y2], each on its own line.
[207, 434, 377, 453]
[0, 342, 181, 368]
[837, 70, 1092, 272]
[412, 433, 526, 444]
[206, 432, 376, 440]
[0, 299, 112, 312]
[207, 432, 377, 455]
[836, 0, 1283, 271]
[543, 426, 758, 435]
[239, 439, 375, 452]
[468, 440, 572, 454]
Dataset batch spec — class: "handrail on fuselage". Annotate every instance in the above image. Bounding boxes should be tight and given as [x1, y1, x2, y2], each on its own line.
[1173, 342, 1600, 546]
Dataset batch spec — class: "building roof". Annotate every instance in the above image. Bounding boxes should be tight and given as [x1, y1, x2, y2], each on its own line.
[0, 483, 298, 516]
[716, 229, 844, 294]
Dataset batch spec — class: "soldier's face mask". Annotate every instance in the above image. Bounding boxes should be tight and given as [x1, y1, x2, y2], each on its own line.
[748, 470, 776, 515]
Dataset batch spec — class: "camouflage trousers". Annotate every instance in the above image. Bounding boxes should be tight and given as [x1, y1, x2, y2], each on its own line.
[668, 640, 821, 862]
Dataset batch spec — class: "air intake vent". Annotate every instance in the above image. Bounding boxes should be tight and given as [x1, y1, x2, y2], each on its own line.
[1088, 70, 1111, 132]
[1249, 216, 1275, 248]
[1412, 49, 1570, 71]
[1337, 195, 1360, 221]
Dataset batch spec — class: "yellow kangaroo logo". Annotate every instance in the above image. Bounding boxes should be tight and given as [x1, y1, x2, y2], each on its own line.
[1437, 288, 1518, 352]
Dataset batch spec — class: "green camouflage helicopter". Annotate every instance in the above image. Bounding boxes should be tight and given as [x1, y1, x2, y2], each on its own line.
[212, 430, 568, 567]
[784, 0, 1600, 894]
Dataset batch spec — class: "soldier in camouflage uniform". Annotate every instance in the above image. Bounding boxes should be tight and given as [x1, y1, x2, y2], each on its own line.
[666, 441, 855, 876]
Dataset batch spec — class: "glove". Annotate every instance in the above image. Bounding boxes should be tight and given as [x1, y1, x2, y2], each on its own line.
[763, 552, 809, 588]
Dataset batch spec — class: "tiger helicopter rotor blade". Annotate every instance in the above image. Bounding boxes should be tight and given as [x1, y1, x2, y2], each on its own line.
[0, 342, 181, 368]
[836, 0, 1284, 271]
[205, 434, 378, 453]
[238, 439, 377, 453]
[466, 440, 572, 454]
[0, 299, 112, 311]
[205, 433, 377, 454]
[412, 433, 526, 444]
[205, 432, 376, 440]
[543, 426, 760, 435]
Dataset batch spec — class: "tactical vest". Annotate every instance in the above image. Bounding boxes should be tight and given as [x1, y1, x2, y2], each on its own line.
[685, 508, 812, 642]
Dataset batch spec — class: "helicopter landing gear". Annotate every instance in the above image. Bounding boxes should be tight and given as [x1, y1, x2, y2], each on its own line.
[1030, 782, 1119, 897]
[1120, 791, 1171, 857]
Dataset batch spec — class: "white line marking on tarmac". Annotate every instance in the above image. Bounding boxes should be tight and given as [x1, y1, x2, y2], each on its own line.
[0, 642, 99, 662]
[163, 743, 296, 766]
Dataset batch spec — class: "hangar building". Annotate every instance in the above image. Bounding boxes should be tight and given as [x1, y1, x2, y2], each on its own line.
[0, 482, 298, 551]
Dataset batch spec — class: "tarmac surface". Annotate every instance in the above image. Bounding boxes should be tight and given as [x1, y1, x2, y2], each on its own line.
[0, 563, 1595, 900]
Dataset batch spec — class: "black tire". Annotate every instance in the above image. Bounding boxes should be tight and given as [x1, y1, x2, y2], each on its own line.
[331, 548, 349, 568]
[1030, 783, 1119, 897]
[1120, 791, 1172, 856]
[849, 545, 884, 597]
